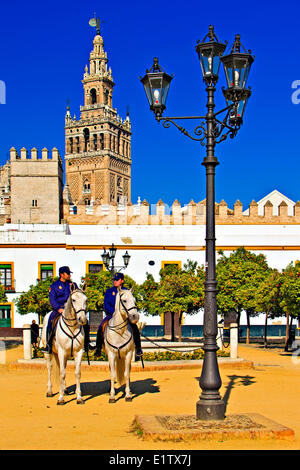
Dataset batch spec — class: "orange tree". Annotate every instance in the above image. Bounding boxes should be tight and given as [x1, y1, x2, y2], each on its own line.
[15, 276, 56, 323]
[81, 270, 141, 312]
[138, 262, 205, 341]
[0, 285, 7, 303]
[255, 269, 284, 347]
[216, 247, 270, 343]
[280, 262, 300, 349]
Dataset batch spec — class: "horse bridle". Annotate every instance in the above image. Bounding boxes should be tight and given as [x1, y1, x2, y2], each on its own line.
[105, 292, 138, 357]
[119, 292, 138, 317]
[58, 289, 87, 357]
[61, 289, 87, 327]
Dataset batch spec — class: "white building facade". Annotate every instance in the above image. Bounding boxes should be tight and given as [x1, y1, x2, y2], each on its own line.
[1, 210, 300, 328]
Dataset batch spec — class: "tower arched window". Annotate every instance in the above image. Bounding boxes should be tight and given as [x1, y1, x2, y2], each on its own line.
[100, 133, 104, 150]
[69, 137, 73, 154]
[83, 128, 90, 152]
[93, 134, 97, 151]
[90, 88, 97, 104]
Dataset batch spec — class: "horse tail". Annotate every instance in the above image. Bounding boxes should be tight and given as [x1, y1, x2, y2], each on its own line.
[116, 355, 125, 386]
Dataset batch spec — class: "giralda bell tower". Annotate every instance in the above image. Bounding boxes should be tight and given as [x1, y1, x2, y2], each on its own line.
[64, 20, 132, 213]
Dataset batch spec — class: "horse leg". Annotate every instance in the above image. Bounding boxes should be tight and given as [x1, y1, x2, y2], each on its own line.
[57, 349, 67, 405]
[124, 350, 133, 402]
[74, 349, 85, 404]
[108, 351, 116, 403]
[46, 353, 53, 397]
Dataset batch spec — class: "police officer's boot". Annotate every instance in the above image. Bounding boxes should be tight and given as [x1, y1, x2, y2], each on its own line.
[131, 323, 143, 360]
[94, 328, 104, 357]
[83, 323, 90, 353]
[44, 328, 54, 354]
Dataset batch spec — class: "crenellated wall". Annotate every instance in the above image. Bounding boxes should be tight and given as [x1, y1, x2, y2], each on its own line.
[62, 197, 300, 225]
[10, 147, 63, 224]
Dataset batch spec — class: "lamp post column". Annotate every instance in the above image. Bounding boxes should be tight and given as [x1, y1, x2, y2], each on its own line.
[196, 83, 225, 420]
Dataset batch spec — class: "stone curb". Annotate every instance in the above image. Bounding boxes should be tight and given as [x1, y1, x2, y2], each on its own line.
[133, 413, 295, 441]
[10, 357, 254, 372]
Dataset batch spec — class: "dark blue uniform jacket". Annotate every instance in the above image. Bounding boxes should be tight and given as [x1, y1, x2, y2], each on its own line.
[49, 279, 78, 312]
[104, 286, 128, 316]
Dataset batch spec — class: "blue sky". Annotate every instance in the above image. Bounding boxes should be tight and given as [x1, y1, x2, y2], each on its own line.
[0, 0, 300, 211]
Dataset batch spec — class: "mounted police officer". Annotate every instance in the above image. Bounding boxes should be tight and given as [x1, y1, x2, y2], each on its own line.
[93, 272, 143, 359]
[45, 266, 90, 353]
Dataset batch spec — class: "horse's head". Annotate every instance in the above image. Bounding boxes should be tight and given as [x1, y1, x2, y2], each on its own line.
[118, 287, 139, 324]
[70, 283, 88, 326]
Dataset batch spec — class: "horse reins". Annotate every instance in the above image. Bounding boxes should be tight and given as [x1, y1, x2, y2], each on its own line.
[58, 290, 89, 361]
[105, 293, 138, 359]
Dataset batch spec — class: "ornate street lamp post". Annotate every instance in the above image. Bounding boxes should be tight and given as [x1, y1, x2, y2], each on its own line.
[101, 243, 131, 285]
[140, 25, 254, 421]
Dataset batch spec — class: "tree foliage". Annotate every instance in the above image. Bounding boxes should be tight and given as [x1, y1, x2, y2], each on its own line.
[15, 277, 56, 318]
[280, 262, 300, 320]
[81, 270, 141, 311]
[138, 261, 205, 317]
[216, 247, 270, 319]
[0, 285, 8, 303]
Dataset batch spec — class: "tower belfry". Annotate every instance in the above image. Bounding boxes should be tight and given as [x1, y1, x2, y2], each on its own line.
[64, 23, 132, 215]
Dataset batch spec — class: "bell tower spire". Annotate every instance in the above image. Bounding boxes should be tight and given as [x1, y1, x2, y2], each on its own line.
[81, 24, 115, 111]
[64, 18, 132, 217]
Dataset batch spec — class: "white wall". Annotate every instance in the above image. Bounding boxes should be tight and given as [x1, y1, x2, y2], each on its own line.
[0, 223, 298, 327]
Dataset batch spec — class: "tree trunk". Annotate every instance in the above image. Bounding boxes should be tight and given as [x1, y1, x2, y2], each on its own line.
[246, 310, 251, 345]
[237, 311, 241, 342]
[284, 312, 290, 351]
[264, 311, 269, 348]
[178, 311, 182, 343]
[171, 312, 175, 342]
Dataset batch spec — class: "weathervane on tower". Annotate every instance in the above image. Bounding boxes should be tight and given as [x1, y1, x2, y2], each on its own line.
[89, 14, 100, 36]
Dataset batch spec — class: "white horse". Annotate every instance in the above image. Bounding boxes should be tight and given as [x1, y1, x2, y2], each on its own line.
[41, 284, 88, 405]
[104, 287, 140, 403]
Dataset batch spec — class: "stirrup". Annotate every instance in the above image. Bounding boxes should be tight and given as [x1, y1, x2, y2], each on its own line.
[94, 348, 102, 357]
[135, 349, 143, 361]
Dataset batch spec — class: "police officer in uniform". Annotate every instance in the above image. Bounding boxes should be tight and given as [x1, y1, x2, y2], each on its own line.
[94, 272, 143, 359]
[45, 266, 90, 353]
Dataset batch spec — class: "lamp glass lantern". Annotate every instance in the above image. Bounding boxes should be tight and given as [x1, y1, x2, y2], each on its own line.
[109, 243, 117, 259]
[223, 87, 251, 125]
[140, 57, 173, 117]
[221, 34, 254, 93]
[101, 249, 110, 267]
[123, 251, 131, 267]
[195, 25, 227, 82]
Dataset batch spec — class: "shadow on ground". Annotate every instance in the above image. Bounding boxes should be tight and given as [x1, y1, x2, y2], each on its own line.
[65, 377, 160, 403]
[195, 374, 256, 413]
[0, 340, 22, 350]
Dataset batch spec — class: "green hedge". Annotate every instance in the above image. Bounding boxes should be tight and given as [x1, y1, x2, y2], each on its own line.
[34, 348, 229, 361]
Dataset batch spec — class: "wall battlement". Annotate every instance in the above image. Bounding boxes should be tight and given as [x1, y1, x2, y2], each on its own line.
[10, 147, 63, 166]
[63, 198, 300, 225]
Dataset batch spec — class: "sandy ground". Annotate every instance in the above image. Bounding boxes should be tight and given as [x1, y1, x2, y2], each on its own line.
[0, 341, 299, 451]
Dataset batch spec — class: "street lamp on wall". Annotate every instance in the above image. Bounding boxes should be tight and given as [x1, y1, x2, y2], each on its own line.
[101, 243, 131, 284]
[140, 25, 254, 421]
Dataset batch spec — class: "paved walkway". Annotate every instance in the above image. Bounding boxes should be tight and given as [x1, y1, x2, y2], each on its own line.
[0, 342, 299, 450]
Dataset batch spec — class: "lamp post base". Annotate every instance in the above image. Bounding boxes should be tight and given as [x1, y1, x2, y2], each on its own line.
[196, 399, 226, 421]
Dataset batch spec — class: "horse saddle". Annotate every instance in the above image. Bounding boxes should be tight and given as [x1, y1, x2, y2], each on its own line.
[47, 313, 60, 341]
[101, 318, 110, 334]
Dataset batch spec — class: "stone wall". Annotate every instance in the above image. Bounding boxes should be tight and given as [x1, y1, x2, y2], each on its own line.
[10, 147, 63, 224]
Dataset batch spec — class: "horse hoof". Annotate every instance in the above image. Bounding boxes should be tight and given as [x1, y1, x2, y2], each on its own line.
[57, 400, 65, 406]
[109, 398, 115, 404]
[46, 392, 53, 398]
[125, 397, 132, 402]
[77, 399, 85, 405]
